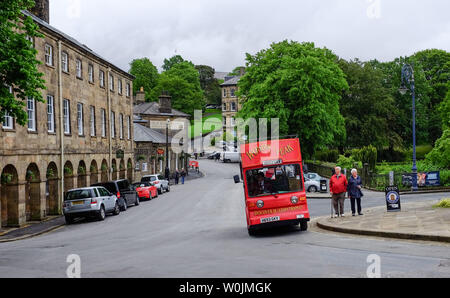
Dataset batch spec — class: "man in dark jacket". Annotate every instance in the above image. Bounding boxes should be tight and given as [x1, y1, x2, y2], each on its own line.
[330, 167, 348, 217]
[348, 169, 364, 216]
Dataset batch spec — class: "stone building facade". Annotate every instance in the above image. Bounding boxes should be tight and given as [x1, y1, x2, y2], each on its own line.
[0, 6, 134, 227]
[133, 90, 190, 181]
[221, 76, 242, 137]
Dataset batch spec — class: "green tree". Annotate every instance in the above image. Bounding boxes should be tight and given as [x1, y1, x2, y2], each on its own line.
[338, 59, 401, 149]
[195, 65, 221, 105]
[0, 0, 46, 126]
[162, 55, 190, 71]
[129, 58, 159, 100]
[237, 40, 348, 157]
[151, 61, 204, 116]
[228, 66, 245, 76]
[412, 49, 450, 143]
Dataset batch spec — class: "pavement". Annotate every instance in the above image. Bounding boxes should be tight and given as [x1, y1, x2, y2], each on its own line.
[317, 201, 450, 243]
[0, 159, 449, 278]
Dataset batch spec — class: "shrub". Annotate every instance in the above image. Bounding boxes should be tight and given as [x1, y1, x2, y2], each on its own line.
[425, 129, 450, 169]
[433, 199, 450, 208]
[359, 145, 377, 170]
[337, 155, 360, 170]
[378, 148, 407, 162]
[315, 149, 339, 163]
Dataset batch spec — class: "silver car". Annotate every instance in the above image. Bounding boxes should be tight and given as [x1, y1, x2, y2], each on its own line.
[141, 174, 170, 194]
[304, 178, 321, 193]
[63, 187, 120, 224]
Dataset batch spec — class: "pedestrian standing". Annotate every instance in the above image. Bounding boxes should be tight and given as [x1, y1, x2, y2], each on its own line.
[330, 166, 348, 217]
[175, 169, 180, 185]
[348, 169, 364, 216]
[181, 168, 186, 184]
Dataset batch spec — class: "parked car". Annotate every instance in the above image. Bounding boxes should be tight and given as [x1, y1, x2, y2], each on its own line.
[132, 182, 158, 200]
[305, 172, 324, 182]
[207, 151, 218, 159]
[304, 177, 320, 193]
[141, 174, 170, 195]
[221, 151, 240, 163]
[63, 187, 120, 224]
[92, 179, 139, 211]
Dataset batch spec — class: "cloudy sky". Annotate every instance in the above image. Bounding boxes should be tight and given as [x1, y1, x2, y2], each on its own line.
[50, 0, 450, 73]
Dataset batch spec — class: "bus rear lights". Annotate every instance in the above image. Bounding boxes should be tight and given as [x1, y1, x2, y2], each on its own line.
[256, 200, 264, 208]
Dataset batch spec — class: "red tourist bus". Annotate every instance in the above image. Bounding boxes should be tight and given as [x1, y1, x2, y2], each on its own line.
[234, 138, 310, 235]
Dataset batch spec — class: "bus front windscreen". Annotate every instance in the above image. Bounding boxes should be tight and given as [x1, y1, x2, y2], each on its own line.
[246, 164, 303, 198]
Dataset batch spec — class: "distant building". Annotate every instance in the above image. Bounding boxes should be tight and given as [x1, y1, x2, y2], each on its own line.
[221, 76, 242, 137]
[214, 71, 230, 82]
[133, 90, 190, 179]
[0, 1, 134, 227]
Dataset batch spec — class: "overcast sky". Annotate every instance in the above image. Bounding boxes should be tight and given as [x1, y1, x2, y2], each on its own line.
[50, 0, 450, 73]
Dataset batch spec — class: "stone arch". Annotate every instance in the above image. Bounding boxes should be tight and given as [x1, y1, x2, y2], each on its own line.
[101, 159, 108, 182]
[89, 160, 99, 185]
[127, 158, 133, 182]
[111, 159, 117, 180]
[1, 165, 19, 227]
[64, 161, 74, 193]
[77, 160, 87, 188]
[46, 162, 59, 216]
[119, 159, 126, 179]
[25, 163, 41, 222]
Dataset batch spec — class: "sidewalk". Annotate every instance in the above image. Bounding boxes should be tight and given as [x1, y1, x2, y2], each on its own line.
[0, 216, 65, 243]
[316, 201, 450, 243]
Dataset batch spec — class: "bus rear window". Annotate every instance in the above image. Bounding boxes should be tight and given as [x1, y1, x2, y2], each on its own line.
[246, 164, 303, 197]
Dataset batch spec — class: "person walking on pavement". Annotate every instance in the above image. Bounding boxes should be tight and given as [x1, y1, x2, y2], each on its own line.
[348, 169, 364, 216]
[174, 169, 180, 185]
[330, 166, 348, 217]
[181, 168, 186, 184]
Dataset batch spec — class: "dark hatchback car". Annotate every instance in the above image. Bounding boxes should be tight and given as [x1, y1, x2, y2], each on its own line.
[92, 179, 139, 211]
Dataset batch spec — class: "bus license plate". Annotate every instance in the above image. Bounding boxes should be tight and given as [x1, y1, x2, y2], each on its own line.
[261, 216, 280, 224]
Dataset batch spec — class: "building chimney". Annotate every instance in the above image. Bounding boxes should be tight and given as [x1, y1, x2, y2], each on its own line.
[30, 0, 50, 23]
[134, 86, 146, 105]
[159, 92, 172, 114]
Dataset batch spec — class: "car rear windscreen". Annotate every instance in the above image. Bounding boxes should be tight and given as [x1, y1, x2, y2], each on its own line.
[65, 189, 92, 201]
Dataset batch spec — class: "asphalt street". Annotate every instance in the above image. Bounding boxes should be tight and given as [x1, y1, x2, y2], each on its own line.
[0, 159, 449, 278]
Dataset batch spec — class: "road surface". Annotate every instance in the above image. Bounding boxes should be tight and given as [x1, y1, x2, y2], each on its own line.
[0, 160, 449, 278]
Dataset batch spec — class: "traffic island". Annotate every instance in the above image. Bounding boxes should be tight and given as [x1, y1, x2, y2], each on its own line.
[316, 200, 450, 243]
[0, 216, 65, 243]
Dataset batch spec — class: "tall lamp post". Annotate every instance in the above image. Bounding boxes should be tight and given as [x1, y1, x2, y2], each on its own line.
[165, 118, 171, 181]
[399, 63, 418, 191]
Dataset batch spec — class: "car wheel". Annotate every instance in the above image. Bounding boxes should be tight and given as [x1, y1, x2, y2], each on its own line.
[166, 185, 170, 192]
[97, 206, 106, 221]
[113, 202, 120, 216]
[135, 195, 140, 206]
[121, 200, 127, 211]
[299, 220, 308, 231]
[65, 215, 74, 225]
[308, 186, 318, 193]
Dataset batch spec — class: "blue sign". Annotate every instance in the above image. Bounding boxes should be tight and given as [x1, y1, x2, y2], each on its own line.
[402, 172, 441, 188]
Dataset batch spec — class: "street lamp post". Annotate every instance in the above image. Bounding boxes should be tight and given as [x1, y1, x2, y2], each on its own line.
[399, 63, 418, 191]
[165, 119, 171, 181]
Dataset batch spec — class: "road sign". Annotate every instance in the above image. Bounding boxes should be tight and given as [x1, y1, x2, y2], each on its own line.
[385, 186, 401, 212]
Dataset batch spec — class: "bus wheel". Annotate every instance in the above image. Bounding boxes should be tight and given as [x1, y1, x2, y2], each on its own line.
[299, 220, 308, 231]
[248, 227, 257, 236]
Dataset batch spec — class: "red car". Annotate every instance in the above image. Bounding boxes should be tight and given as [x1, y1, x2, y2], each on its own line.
[133, 182, 158, 200]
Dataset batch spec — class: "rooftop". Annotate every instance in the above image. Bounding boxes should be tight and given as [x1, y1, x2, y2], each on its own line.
[134, 123, 172, 144]
[221, 76, 241, 87]
[134, 102, 190, 118]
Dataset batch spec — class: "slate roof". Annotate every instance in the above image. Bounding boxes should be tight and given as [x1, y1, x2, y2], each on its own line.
[134, 123, 171, 144]
[133, 102, 190, 118]
[221, 76, 240, 86]
[22, 10, 133, 79]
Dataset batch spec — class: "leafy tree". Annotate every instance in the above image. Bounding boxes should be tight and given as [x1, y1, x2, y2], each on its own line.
[129, 58, 159, 100]
[195, 65, 221, 105]
[0, 0, 46, 126]
[162, 55, 191, 71]
[338, 59, 401, 149]
[369, 58, 433, 147]
[151, 61, 205, 116]
[412, 49, 450, 143]
[237, 40, 348, 157]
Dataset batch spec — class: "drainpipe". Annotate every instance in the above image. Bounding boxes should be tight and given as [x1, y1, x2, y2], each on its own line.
[57, 40, 64, 214]
[107, 67, 112, 180]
